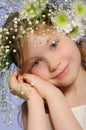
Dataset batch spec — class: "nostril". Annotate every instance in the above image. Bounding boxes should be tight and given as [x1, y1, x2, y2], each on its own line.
[49, 67, 56, 72]
[49, 64, 57, 72]
[49, 62, 61, 72]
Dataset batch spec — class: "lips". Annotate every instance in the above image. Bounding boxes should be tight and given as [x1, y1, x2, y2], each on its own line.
[54, 63, 69, 79]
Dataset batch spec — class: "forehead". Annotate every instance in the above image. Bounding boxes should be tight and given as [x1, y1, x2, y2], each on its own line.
[25, 31, 61, 58]
[26, 26, 59, 46]
[21, 26, 62, 58]
[27, 32, 55, 45]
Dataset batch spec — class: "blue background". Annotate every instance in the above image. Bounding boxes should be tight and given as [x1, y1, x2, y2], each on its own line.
[0, 64, 24, 130]
[0, 1, 24, 129]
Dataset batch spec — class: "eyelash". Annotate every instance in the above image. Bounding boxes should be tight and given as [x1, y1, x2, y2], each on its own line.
[31, 41, 58, 68]
[50, 41, 58, 49]
[32, 59, 41, 68]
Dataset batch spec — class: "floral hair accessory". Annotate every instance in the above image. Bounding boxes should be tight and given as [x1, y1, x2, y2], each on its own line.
[0, 0, 86, 124]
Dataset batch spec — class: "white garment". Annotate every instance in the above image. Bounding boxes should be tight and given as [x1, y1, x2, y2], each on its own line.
[72, 105, 86, 130]
[46, 105, 86, 130]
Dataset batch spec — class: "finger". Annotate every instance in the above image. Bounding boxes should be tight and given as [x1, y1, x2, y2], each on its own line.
[11, 70, 23, 83]
[22, 74, 53, 98]
[22, 73, 51, 87]
[7, 72, 32, 100]
[22, 74, 39, 85]
[18, 75, 24, 82]
[8, 72, 19, 93]
[13, 70, 22, 77]
[22, 74, 33, 84]
[14, 82, 32, 100]
[19, 83, 31, 99]
[8, 70, 19, 83]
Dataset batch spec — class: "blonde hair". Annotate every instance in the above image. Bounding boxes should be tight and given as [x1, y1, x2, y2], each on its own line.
[77, 39, 86, 70]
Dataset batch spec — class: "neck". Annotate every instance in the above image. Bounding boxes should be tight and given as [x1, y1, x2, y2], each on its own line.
[61, 66, 86, 107]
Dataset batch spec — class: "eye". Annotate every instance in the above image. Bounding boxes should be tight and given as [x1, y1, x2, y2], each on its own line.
[50, 41, 58, 49]
[32, 59, 41, 67]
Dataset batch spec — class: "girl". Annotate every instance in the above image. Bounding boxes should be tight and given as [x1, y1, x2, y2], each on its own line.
[0, 0, 86, 130]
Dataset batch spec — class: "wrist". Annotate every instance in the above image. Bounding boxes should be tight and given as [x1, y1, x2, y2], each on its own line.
[26, 88, 44, 106]
[45, 86, 63, 101]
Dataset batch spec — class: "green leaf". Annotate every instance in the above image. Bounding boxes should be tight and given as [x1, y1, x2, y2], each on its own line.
[69, 26, 79, 36]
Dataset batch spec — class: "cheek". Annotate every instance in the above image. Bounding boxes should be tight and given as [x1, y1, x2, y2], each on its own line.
[61, 40, 80, 60]
[69, 43, 81, 64]
[62, 41, 81, 72]
[31, 66, 49, 80]
[61, 46, 73, 60]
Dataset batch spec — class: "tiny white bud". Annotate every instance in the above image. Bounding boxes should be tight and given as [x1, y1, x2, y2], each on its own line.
[6, 31, 9, 35]
[9, 41, 12, 44]
[8, 121, 12, 125]
[42, 15, 46, 18]
[6, 37, 8, 40]
[30, 29, 34, 33]
[35, 20, 39, 24]
[13, 49, 17, 53]
[2, 69, 6, 72]
[29, 21, 32, 25]
[48, 13, 51, 16]
[6, 62, 9, 65]
[4, 15, 8, 19]
[42, 21, 45, 24]
[12, 36, 15, 39]
[6, 49, 9, 53]
[14, 29, 18, 32]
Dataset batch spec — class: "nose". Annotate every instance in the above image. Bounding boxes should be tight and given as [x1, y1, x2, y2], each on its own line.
[47, 57, 61, 72]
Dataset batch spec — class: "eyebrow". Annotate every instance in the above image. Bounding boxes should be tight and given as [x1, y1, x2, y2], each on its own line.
[47, 33, 59, 45]
[29, 56, 40, 66]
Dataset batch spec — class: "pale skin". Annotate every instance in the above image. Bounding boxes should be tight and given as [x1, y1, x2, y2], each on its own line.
[8, 26, 86, 130]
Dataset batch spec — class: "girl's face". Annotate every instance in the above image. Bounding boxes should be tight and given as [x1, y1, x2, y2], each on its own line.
[22, 29, 81, 87]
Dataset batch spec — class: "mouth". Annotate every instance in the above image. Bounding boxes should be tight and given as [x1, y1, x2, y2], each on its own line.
[54, 63, 69, 79]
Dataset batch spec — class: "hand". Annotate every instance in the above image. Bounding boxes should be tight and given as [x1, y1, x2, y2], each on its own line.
[8, 70, 39, 101]
[21, 73, 58, 99]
